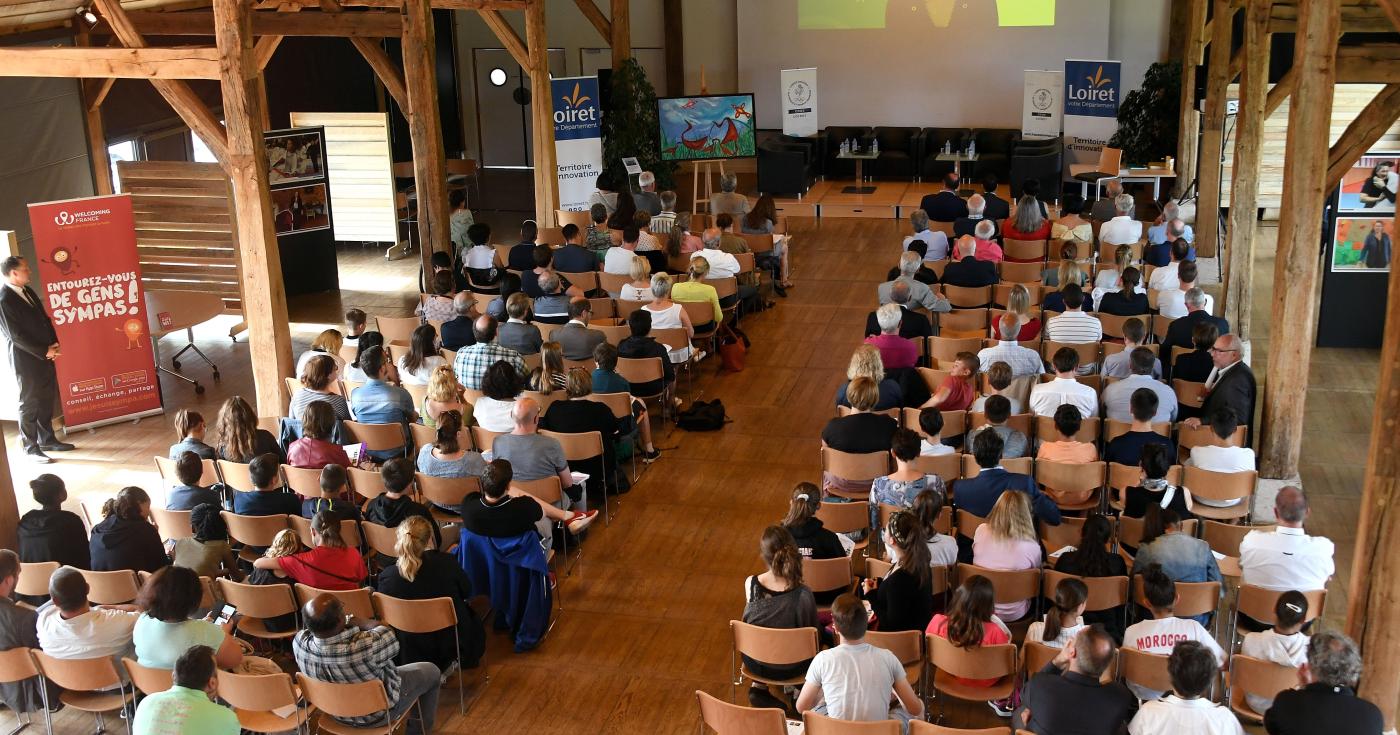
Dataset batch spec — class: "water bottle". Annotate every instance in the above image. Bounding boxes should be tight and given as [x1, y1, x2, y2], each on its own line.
[943, 140, 951, 155]
[872, 138, 879, 154]
[840, 139, 848, 155]
[968, 139, 976, 158]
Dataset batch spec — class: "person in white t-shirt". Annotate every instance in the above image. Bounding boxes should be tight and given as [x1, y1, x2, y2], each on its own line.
[1240, 591, 1310, 715]
[1157, 261, 1212, 319]
[1099, 194, 1144, 245]
[1030, 348, 1098, 418]
[796, 594, 923, 728]
[1148, 239, 1193, 292]
[1128, 640, 1242, 735]
[1122, 564, 1224, 701]
[36, 568, 140, 685]
[1185, 408, 1255, 508]
[916, 408, 956, 457]
[1239, 486, 1334, 598]
[603, 229, 640, 276]
[1026, 577, 1087, 649]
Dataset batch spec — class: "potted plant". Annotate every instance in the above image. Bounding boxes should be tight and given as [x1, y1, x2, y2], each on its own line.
[1109, 62, 1182, 167]
[601, 58, 677, 189]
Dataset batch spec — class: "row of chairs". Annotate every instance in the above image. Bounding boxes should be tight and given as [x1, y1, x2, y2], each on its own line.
[908, 308, 1184, 345]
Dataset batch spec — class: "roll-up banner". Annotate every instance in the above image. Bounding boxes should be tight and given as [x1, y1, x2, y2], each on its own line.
[781, 67, 819, 137]
[1022, 69, 1064, 139]
[1063, 59, 1121, 180]
[552, 76, 605, 211]
[26, 193, 163, 430]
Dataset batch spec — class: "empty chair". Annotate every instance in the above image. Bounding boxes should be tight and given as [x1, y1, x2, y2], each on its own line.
[221, 512, 291, 563]
[77, 569, 140, 606]
[150, 508, 195, 541]
[16, 562, 58, 599]
[695, 689, 786, 734]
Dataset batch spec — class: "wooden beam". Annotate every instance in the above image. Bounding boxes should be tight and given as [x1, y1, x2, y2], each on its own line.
[477, 9, 529, 71]
[610, 0, 629, 70]
[254, 35, 282, 69]
[526, 0, 557, 224]
[1175, 0, 1208, 198]
[663, 0, 683, 96]
[212, 0, 294, 418]
[1265, 65, 1296, 116]
[1196, 0, 1235, 259]
[573, 0, 610, 42]
[1223, 0, 1271, 340]
[1325, 84, 1400, 188]
[1379, 0, 1400, 31]
[349, 36, 407, 111]
[0, 46, 223, 79]
[1337, 44, 1400, 83]
[402, 0, 449, 278]
[1259, 0, 1340, 479]
[250, 0, 529, 8]
[76, 30, 114, 196]
[85, 77, 116, 109]
[1228, 45, 1244, 82]
[93, 0, 228, 165]
[105, 9, 404, 36]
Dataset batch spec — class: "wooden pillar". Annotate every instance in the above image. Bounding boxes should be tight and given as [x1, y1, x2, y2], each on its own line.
[75, 32, 114, 196]
[212, 0, 294, 418]
[610, 0, 630, 70]
[1258, 0, 1339, 478]
[1195, 0, 1233, 259]
[526, 0, 558, 224]
[1174, 0, 1208, 198]
[662, 0, 683, 97]
[1222, 0, 1270, 339]
[402, 0, 448, 277]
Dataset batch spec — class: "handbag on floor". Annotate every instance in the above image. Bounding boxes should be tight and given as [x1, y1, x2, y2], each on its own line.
[677, 399, 730, 432]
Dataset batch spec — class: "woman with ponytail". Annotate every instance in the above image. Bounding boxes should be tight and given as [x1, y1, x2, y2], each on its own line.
[780, 482, 850, 564]
[89, 487, 168, 573]
[1027, 577, 1087, 648]
[376, 516, 485, 672]
[670, 256, 721, 333]
[740, 525, 819, 710]
[861, 511, 935, 632]
[252, 510, 366, 591]
[668, 212, 703, 257]
[416, 410, 485, 481]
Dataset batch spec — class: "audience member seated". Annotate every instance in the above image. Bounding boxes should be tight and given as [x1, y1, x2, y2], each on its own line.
[1104, 391, 1176, 466]
[296, 329, 346, 379]
[649, 188, 676, 230]
[37, 566, 139, 661]
[343, 330, 388, 383]
[1182, 334, 1256, 444]
[913, 488, 958, 568]
[423, 365, 471, 429]
[1051, 194, 1093, 244]
[1171, 321, 1219, 384]
[780, 484, 851, 581]
[416, 410, 485, 487]
[1043, 243, 1089, 289]
[458, 459, 596, 552]
[865, 281, 933, 340]
[863, 511, 936, 633]
[417, 271, 456, 323]
[942, 236, 998, 289]
[165, 450, 220, 510]
[498, 293, 544, 356]
[1103, 349, 1177, 423]
[1053, 514, 1128, 639]
[821, 377, 899, 495]
[133, 566, 244, 670]
[344, 309, 367, 349]
[884, 241, 938, 286]
[870, 429, 948, 527]
[693, 227, 742, 282]
[1093, 244, 1135, 292]
[1184, 408, 1255, 510]
[1004, 194, 1052, 242]
[365, 458, 441, 548]
[375, 516, 485, 673]
[879, 251, 951, 313]
[584, 204, 613, 258]
[979, 315, 1046, 382]
[522, 245, 580, 301]
[643, 274, 697, 363]
[1122, 564, 1226, 701]
[1147, 202, 1196, 249]
[1102, 319, 1161, 379]
[741, 525, 820, 710]
[531, 273, 572, 327]
[972, 492, 1042, 621]
[1149, 239, 1194, 292]
[549, 298, 607, 361]
[492, 398, 597, 521]
[671, 258, 722, 333]
[1158, 261, 1210, 319]
[926, 575, 1014, 714]
[1090, 182, 1121, 220]
[1099, 193, 1143, 245]
[1097, 267, 1150, 316]
[1044, 285, 1103, 354]
[1265, 632, 1383, 735]
[1003, 285, 1042, 341]
[459, 224, 499, 293]
[971, 362, 1023, 415]
[589, 173, 619, 215]
[251, 510, 366, 591]
[1017, 626, 1135, 735]
[0, 550, 53, 715]
[212, 395, 283, 463]
[348, 348, 416, 460]
[552, 224, 596, 274]
[1129, 640, 1239, 735]
[1026, 577, 1087, 648]
[796, 593, 923, 727]
[979, 175, 1011, 220]
[294, 593, 441, 735]
[1037, 405, 1098, 472]
[924, 352, 978, 411]
[1030, 348, 1098, 418]
[966, 395, 1029, 460]
[1124, 444, 1194, 524]
[539, 369, 620, 495]
[744, 194, 793, 291]
[590, 342, 659, 463]
[484, 272, 520, 322]
[90, 486, 168, 573]
[920, 173, 968, 222]
[1146, 223, 1196, 272]
[1240, 486, 1334, 596]
[171, 504, 239, 580]
[667, 213, 704, 258]
[289, 355, 350, 422]
[287, 402, 351, 471]
[971, 221, 1005, 262]
[617, 309, 676, 397]
[397, 325, 445, 386]
[954, 194, 997, 240]
[233, 453, 302, 517]
[835, 345, 903, 411]
[904, 209, 950, 261]
[956, 430, 1059, 524]
[1240, 591, 1310, 715]
[133, 645, 239, 735]
[475, 360, 523, 433]
[453, 316, 527, 391]
[507, 220, 540, 272]
[1130, 509, 1221, 612]
[302, 465, 362, 521]
[710, 172, 750, 217]
[170, 408, 217, 460]
[864, 304, 920, 370]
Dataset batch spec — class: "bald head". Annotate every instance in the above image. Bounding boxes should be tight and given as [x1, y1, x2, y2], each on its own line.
[1275, 485, 1309, 526]
[303, 593, 345, 637]
[967, 194, 986, 217]
[701, 228, 721, 249]
[512, 397, 541, 430]
[473, 315, 498, 343]
[956, 235, 977, 258]
[1072, 626, 1116, 678]
[890, 279, 912, 305]
[998, 314, 1020, 341]
[454, 291, 474, 317]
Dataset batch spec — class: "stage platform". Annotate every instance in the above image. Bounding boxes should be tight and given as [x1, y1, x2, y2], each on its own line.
[774, 180, 1009, 221]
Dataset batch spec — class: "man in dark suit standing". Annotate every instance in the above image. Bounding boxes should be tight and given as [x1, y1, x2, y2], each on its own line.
[1184, 333, 1257, 447]
[980, 174, 1011, 221]
[940, 237, 998, 288]
[918, 173, 969, 223]
[0, 257, 73, 463]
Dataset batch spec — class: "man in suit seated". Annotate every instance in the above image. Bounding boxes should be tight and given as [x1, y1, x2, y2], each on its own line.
[1265, 632, 1383, 735]
[1182, 333, 1257, 446]
[864, 281, 933, 340]
[980, 174, 1011, 221]
[439, 293, 478, 351]
[1090, 179, 1123, 221]
[941, 236, 998, 288]
[878, 252, 950, 314]
[885, 241, 938, 285]
[497, 293, 543, 356]
[919, 173, 968, 223]
[548, 298, 607, 362]
[954, 194, 999, 240]
[953, 430, 1062, 560]
[551, 224, 597, 274]
[1161, 288, 1230, 363]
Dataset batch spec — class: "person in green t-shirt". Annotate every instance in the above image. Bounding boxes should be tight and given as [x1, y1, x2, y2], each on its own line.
[132, 644, 239, 735]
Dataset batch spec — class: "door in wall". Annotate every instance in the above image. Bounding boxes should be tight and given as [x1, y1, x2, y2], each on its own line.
[472, 47, 565, 168]
[579, 48, 667, 94]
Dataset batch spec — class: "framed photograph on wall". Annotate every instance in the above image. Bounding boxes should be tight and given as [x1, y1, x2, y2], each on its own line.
[264, 128, 326, 186]
[1330, 216, 1393, 273]
[270, 183, 331, 235]
[1337, 153, 1398, 213]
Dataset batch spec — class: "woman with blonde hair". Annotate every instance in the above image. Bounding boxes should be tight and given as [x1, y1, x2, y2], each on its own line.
[670, 256, 722, 333]
[423, 364, 471, 428]
[252, 510, 366, 591]
[376, 516, 485, 671]
[527, 341, 568, 394]
[972, 490, 1043, 621]
[834, 344, 902, 410]
[295, 328, 345, 376]
[211, 395, 282, 462]
[619, 256, 653, 302]
[1042, 241, 1088, 288]
[1094, 243, 1135, 291]
[642, 273, 695, 363]
[1004, 283, 1041, 341]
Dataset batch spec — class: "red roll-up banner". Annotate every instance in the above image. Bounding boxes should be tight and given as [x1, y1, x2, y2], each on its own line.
[26, 194, 163, 430]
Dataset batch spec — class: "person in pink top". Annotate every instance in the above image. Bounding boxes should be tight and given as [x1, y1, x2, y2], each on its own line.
[971, 220, 1004, 263]
[669, 213, 704, 255]
[864, 304, 920, 370]
[926, 575, 1015, 715]
[286, 401, 351, 475]
[971, 491, 1043, 622]
[923, 352, 979, 411]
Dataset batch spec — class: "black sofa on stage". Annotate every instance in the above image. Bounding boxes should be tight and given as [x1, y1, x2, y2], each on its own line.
[757, 136, 818, 196]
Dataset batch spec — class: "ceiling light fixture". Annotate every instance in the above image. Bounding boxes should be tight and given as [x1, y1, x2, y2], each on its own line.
[75, 6, 98, 27]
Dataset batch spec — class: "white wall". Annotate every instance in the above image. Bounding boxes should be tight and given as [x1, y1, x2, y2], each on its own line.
[1109, 0, 1171, 97]
[682, 0, 738, 95]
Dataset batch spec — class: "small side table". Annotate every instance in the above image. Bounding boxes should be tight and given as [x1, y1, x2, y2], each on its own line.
[836, 149, 881, 194]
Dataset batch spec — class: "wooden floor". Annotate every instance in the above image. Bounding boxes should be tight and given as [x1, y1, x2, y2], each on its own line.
[6, 216, 1370, 733]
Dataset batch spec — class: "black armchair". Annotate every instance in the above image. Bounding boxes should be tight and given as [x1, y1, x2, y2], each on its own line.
[758, 139, 816, 196]
[821, 125, 873, 179]
[1009, 137, 1063, 200]
[872, 126, 920, 180]
[971, 128, 1021, 182]
[917, 127, 971, 180]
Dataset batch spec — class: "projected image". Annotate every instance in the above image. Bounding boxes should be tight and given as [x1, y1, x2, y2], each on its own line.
[1338, 154, 1397, 213]
[1331, 217, 1393, 273]
[657, 94, 757, 161]
[799, 0, 1056, 30]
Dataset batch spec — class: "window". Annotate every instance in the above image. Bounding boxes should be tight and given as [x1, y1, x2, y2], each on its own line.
[191, 131, 219, 163]
[106, 140, 138, 192]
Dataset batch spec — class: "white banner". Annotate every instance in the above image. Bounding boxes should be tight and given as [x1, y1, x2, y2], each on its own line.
[1022, 69, 1064, 139]
[551, 76, 605, 211]
[780, 67, 818, 137]
[1063, 59, 1122, 180]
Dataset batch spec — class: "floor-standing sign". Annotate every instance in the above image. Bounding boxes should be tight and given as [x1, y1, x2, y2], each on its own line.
[781, 67, 819, 137]
[1022, 69, 1064, 139]
[1063, 59, 1121, 179]
[552, 76, 604, 212]
[26, 193, 163, 430]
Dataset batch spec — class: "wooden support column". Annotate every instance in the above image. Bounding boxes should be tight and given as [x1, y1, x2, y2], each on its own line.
[1174, 0, 1208, 198]
[662, 0, 683, 96]
[1222, 0, 1270, 339]
[1258, 0, 1340, 478]
[76, 31, 114, 196]
[1265, 65, 1296, 116]
[402, 0, 449, 276]
[349, 36, 408, 111]
[212, 0, 294, 418]
[526, 0, 557, 224]
[573, 0, 611, 42]
[1196, 0, 1234, 259]
[254, 37, 280, 131]
[610, 0, 630, 70]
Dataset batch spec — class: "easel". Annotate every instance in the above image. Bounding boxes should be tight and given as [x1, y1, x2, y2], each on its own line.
[692, 160, 725, 214]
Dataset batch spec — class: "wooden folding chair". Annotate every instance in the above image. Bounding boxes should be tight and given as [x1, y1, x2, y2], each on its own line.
[343, 421, 408, 459]
[1041, 340, 1101, 369]
[217, 578, 299, 642]
[415, 473, 479, 524]
[1003, 239, 1048, 262]
[222, 511, 291, 562]
[616, 356, 670, 422]
[281, 464, 326, 500]
[957, 563, 1040, 628]
[820, 448, 890, 499]
[815, 501, 872, 553]
[938, 309, 988, 337]
[288, 515, 361, 551]
[999, 261, 1044, 284]
[865, 628, 926, 693]
[0, 647, 44, 730]
[729, 621, 819, 709]
[120, 657, 172, 696]
[217, 459, 256, 493]
[1118, 647, 1173, 699]
[154, 454, 219, 487]
[78, 569, 139, 605]
[912, 452, 962, 484]
[1103, 419, 1169, 443]
[347, 466, 387, 504]
[803, 556, 855, 611]
[1200, 520, 1274, 559]
[150, 507, 194, 541]
[1042, 569, 1129, 632]
[1022, 639, 1117, 684]
[1182, 466, 1258, 521]
[1131, 578, 1221, 622]
[15, 561, 57, 599]
[541, 429, 616, 524]
[375, 316, 420, 344]
[1039, 515, 1086, 555]
[927, 337, 983, 369]
[803, 711, 901, 733]
[942, 285, 993, 309]
[927, 635, 1018, 718]
[1228, 655, 1300, 724]
[360, 522, 399, 561]
[217, 668, 315, 735]
[694, 689, 786, 735]
[29, 649, 133, 734]
[372, 592, 469, 713]
[296, 673, 419, 735]
[1033, 415, 1101, 444]
[1034, 460, 1107, 512]
[1231, 584, 1326, 648]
